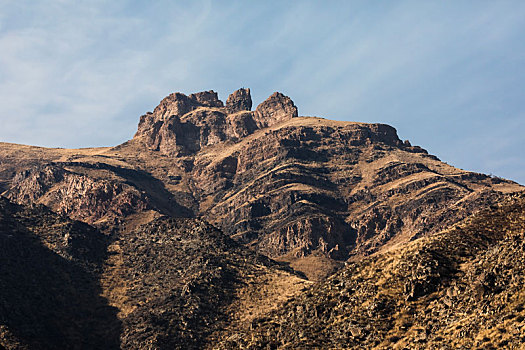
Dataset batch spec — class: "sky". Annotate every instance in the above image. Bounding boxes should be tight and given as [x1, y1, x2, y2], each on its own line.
[0, 1, 524, 184]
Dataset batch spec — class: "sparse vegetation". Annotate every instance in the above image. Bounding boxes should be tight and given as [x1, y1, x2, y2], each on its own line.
[0, 89, 524, 349]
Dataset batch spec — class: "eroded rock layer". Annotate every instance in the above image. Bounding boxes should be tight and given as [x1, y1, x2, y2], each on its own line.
[1, 89, 522, 280]
[217, 193, 525, 349]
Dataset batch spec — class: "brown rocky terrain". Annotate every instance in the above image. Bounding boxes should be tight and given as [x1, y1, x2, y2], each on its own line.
[0, 197, 120, 349]
[102, 217, 307, 349]
[0, 88, 524, 349]
[2, 89, 522, 280]
[218, 193, 525, 349]
[0, 196, 308, 349]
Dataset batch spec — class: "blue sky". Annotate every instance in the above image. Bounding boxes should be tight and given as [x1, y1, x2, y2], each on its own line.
[1, 1, 524, 184]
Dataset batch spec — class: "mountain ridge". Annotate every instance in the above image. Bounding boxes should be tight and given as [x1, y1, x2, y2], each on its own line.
[1, 88, 524, 348]
[1, 89, 523, 280]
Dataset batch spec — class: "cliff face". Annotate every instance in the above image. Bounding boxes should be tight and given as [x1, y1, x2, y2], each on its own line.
[5, 164, 150, 225]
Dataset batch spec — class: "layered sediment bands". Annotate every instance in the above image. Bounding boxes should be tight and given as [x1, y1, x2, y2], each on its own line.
[217, 194, 525, 349]
[187, 115, 519, 267]
[0, 88, 523, 279]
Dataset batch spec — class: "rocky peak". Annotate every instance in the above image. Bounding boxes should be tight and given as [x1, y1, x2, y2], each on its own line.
[151, 90, 223, 121]
[188, 90, 224, 108]
[254, 92, 298, 128]
[151, 93, 191, 121]
[226, 88, 252, 113]
[134, 89, 299, 156]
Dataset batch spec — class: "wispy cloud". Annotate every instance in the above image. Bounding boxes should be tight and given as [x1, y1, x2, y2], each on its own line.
[0, 1, 524, 184]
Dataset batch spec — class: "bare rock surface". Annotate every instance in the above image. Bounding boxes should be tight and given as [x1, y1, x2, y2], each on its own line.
[133, 90, 297, 156]
[218, 194, 525, 349]
[4, 162, 191, 230]
[226, 88, 252, 113]
[254, 91, 298, 128]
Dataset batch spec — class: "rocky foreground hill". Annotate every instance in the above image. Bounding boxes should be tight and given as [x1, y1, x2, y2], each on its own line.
[0, 89, 524, 349]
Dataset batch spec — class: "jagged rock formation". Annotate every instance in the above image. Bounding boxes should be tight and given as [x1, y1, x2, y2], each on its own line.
[133, 89, 297, 156]
[218, 193, 525, 349]
[225, 88, 252, 113]
[254, 92, 298, 128]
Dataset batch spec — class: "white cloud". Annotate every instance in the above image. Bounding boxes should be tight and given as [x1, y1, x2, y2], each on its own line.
[0, 1, 524, 184]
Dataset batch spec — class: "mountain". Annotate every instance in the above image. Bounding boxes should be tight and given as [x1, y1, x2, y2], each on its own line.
[217, 193, 525, 349]
[0, 197, 307, 349]
[0, 88, 523, 349]
[2, 89, 521, 279]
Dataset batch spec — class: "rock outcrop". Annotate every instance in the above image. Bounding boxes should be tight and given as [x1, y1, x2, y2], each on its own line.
[133, 89, 298, 156]
[5, 164, 150, 225]
[226, 88, 252, 113]
[4, 162, 191, 229]
[184, 116, 517, 277]
[254, 91, 298, 128]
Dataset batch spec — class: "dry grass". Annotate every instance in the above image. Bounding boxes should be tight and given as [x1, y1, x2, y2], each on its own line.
[278, 249, 342, 281]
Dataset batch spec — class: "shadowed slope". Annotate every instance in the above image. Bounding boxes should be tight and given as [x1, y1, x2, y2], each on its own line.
[0, 197, 121, 349]
[101, 217, 308, 349]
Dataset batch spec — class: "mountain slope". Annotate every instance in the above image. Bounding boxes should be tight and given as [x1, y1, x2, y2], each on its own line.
[0, 196, 309, 350]
[128, 88, 524, 278]
[0, 88, 524, 348]
[0, 197, 120, 349]
[102, 217, 308, 349]
[217, 193, 525, 349]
